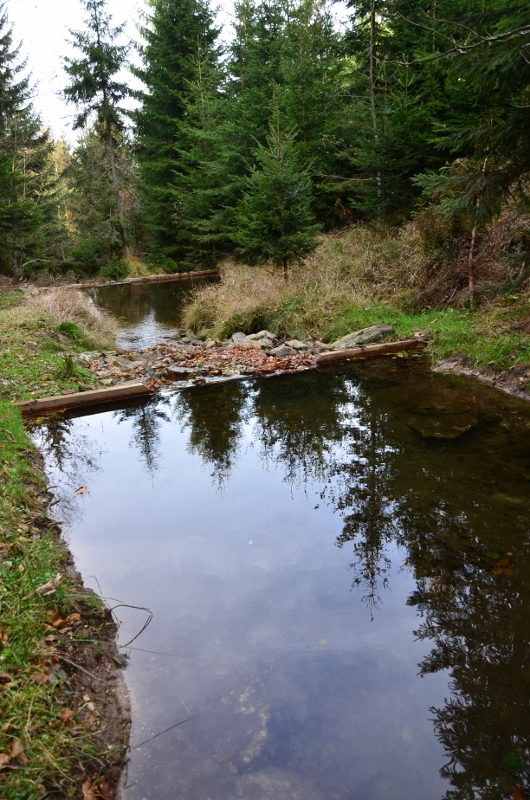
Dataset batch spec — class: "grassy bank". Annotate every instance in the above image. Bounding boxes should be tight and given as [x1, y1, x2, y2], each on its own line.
[183, 220, 530, 377]
[0, 290, 128, 799]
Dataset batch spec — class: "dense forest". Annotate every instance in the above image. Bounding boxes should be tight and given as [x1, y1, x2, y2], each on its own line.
[1, 0, 529, 286]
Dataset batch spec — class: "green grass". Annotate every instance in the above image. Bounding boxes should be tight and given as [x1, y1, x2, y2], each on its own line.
[0, 402, 106, 798]
[327, 303, 530, 372]
[0, 294, 123, 798]
[0, 305, 99, 403]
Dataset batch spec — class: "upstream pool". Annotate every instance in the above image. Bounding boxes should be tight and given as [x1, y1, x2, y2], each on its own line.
[33, 361, 530, 799]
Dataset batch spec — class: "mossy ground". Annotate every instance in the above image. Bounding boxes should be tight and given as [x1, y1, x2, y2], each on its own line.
[0, 291, 127, 799]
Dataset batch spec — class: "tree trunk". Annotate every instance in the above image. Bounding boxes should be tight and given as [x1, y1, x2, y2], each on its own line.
[467, 225, 476, 307]
[369, 0, 383, 213]
[106, 121, 131, 259]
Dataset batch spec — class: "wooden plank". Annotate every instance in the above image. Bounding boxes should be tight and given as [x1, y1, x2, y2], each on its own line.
[17, 382, 153, 415]
[37, 270, 219, 292]
[315, 338, 428, 367]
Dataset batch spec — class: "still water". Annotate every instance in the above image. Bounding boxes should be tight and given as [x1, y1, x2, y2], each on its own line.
[89, 278, 214, 349]
[33, 362, 530, 800]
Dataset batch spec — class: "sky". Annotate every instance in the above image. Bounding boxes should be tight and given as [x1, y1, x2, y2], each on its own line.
[8, 0, 148, 141]
[8, 0, 348, 145]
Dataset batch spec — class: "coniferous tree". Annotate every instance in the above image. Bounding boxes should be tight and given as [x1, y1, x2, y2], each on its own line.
[63, 0, 132, 256]
[0, 3, 60, 275]
[67, 126, 141, 275]
[133, 0, 219, 268]
[277, 0, 346, 225]
[233, 119, 321, 277]
[170, 42, 237, 267]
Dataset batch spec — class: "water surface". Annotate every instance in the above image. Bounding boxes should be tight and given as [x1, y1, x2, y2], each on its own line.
[89, 278, 214, 349]
[33, 362, 530, 800]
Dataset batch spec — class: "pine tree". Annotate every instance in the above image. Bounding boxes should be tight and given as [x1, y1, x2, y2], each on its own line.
[233, 119, 320, 277]
[0, 2, 57, 275]
[67, 126, 141, 274]
[170, 42, 237, 267]
[133, 0, 219, 268]
[276, 0, 347, 226]
[63, 0, 132, 256]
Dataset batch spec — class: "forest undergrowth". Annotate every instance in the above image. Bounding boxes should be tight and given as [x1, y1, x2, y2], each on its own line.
[183, 211, 530, 378]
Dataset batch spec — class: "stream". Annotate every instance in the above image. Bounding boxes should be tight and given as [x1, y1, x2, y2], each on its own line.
[31, 282, 530, 799]
[88, 277, 214, 349]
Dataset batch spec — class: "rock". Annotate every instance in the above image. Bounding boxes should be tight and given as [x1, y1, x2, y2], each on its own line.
[271, 345, 297, 357]
[285, 339, 309, 351]
[180, 336, 191, 343]
[231, 332, 246, 343]
[238, 341, 262, 350]
[246, 330, 275, 341]
[165, 364, 198, 380]
[331, 325, 395, 349]
[258, 338, 274, 350]
[100, 379, 113, 386]
[205, 339, 217, 348]
[405, 401, 478, 439]
[310, 341, 328, 353]
[74, 351, 101, 366]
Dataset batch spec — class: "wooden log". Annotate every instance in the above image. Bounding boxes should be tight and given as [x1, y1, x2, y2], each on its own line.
[17, 382, 153, 416]
[315, 338, 428, 368]
[37, 269, 219, 292]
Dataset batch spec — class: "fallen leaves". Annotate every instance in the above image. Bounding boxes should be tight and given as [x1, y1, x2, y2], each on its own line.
[59, 708, 76, 726]
[88, 341, 314, 389]
[76, 486, 88, 495]
[0, 739, 28, 770]
[82, 775, 114, 800]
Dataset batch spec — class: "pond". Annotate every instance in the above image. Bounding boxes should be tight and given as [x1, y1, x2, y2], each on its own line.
[33, 361, 530, 800]
[89, 278, 214, 349]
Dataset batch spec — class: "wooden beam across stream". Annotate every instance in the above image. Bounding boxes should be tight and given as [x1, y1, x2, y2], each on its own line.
[315, 337, 428, 367]
[17, 382, 153, 416]
[37, 269, 219, 292]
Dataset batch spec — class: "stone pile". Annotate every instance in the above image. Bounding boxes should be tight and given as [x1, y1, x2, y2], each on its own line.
[76, 324, 398, 391]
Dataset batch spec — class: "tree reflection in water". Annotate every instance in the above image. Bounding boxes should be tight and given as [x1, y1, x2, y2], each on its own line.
[113, 397, 172, 476]
[173, 380, 251, 487]
[33, 364, 530, 799]
[30, 416, 104, 525]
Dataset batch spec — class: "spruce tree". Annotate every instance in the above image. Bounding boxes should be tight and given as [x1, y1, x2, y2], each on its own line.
[0, 3, 57, 275]
[63, 0, 132, 256]
[277, 0, 346, 226]
[67, 126, 141, 274]
[133, 0, 219, 268]
[170, 43, 237, 267]
[233, 119, 320, 277]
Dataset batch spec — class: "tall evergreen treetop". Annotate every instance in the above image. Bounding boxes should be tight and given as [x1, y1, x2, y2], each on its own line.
[0, 2, 30, 129]
[63, 0, 132, 253]
[0, 3, 58, 275]
[133, 0, 220, 266]
[63, 0, 130, 131]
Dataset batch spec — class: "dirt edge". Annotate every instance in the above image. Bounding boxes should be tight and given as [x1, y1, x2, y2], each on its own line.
[37, 462, 132, 798]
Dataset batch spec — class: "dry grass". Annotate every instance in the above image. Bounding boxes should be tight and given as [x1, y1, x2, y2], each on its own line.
[183, 207, 530, 342]
[23, 288, 117, 348]
[183, 224, 431, 339]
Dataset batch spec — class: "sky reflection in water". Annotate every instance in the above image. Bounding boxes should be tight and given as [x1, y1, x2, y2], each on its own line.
[33, 362, 530, 800]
